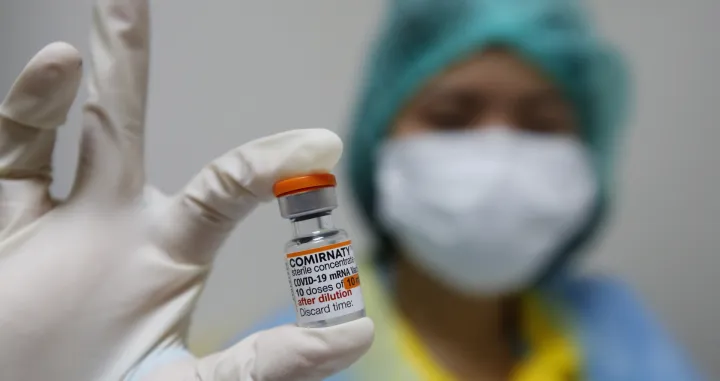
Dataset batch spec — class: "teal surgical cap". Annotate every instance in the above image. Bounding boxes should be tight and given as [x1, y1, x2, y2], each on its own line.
[347, 0, 631, 274]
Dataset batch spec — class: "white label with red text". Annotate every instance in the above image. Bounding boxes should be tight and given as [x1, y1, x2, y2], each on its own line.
[285, 240, 365, 325]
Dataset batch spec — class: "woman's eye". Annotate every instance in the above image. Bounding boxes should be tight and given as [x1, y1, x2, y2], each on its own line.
[519, 97, 576, 134]
[521, 113, 573, 134]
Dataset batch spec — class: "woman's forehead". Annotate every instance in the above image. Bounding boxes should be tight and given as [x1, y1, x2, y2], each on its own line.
[424, 49, 559, 96]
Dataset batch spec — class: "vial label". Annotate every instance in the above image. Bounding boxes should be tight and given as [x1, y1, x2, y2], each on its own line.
[285, 240, 365, 325]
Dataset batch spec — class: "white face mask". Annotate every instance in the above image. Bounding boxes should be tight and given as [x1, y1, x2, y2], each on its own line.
[376, 128, 597, 295]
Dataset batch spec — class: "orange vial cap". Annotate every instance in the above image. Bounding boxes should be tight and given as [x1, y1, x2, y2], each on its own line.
[272, 173, 337, 198]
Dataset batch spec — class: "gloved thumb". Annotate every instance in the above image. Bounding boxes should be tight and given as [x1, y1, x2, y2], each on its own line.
[0, 42, 82, 235]
[140, 317, 374, 381]
[0, 41, 82, 130]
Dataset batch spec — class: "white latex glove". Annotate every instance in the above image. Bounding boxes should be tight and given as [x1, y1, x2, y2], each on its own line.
[0, 0, 374, 380]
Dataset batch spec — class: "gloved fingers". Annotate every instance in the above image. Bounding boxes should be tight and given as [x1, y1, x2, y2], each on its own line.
[70, 0, 150, 204]
[0, 42, 82, 180]
[141, 317, 375, 381]
[0, 42, 82, 235]
[155, 129, 342, 265]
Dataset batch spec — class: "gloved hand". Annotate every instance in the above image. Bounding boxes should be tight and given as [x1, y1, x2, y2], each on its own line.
[0, 0, 374, 380]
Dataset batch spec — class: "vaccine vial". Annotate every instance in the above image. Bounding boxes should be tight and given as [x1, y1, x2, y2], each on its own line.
[273, 173, 366, 328]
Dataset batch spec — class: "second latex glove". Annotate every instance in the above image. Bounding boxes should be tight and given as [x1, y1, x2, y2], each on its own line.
[0, 0, 373, 380]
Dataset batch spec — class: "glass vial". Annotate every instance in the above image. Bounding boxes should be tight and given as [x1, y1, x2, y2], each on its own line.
[273, 173, 366, 328]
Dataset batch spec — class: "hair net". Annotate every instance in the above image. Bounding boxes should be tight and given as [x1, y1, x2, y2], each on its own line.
[346, 0, 631, 275]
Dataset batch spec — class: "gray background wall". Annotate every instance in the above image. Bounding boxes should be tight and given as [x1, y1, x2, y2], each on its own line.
[1, 0, 718, 377]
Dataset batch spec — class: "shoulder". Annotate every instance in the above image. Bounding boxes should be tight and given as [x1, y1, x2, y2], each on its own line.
[551, 274, 646, 319]
[547, 274, 705, 381]
[552, 274, 677, 342]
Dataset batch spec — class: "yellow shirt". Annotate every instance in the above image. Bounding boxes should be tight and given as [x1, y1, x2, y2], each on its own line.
[359, 263, 580, 381]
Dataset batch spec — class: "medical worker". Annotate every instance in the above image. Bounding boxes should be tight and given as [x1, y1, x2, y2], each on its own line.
[0, 0, 372, 380]
[247, 0, 704, 380]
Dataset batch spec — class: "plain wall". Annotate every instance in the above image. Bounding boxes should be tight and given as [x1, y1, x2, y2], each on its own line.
[1, 0, 718, 377]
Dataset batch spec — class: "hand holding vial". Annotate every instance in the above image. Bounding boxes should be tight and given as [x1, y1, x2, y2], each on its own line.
[0, 0, 373, 379]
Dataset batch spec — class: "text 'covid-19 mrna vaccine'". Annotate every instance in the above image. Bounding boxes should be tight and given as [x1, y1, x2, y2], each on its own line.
[273, 173, 366, 328]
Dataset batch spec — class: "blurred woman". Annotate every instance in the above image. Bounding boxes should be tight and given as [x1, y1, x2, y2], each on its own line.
[244, 0, 702, 380]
